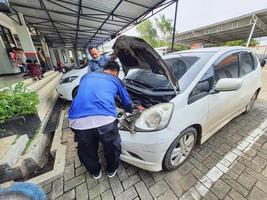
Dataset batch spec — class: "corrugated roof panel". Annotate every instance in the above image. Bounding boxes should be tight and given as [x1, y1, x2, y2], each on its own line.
[176, 9, 267, 45]
[131, 0, 161, 7]
[81, 7, 109, 17]
[79, 20, 103, 30]
[55, 23, 77, 30]
[9, 0, 40, 8]
[82, 0, 121, 13]
[14, 7, 48, 19]
[115, 1, 146, 19]
[102, 23, 122, 32]
[43, 0, 79, 13]
[10, 0, 169, 47]
[23, 17, 49, 24]
[49, 13, 77, 24]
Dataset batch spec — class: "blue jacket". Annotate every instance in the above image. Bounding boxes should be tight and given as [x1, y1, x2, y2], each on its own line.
[88, 55, 109, 72]
[68, 72, 132, 119]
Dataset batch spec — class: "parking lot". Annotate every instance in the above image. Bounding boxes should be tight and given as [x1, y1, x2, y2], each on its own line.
[42, 69, 267, 200]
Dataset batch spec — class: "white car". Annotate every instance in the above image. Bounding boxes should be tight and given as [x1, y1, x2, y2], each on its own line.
[113, 36, 262, 171]
[56, 63, 87, 100]
[56, 55, 124, 101]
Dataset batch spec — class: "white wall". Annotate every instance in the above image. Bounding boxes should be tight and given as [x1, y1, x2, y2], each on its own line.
[0, 13, 17, 34]
[0, 13, 20, 75]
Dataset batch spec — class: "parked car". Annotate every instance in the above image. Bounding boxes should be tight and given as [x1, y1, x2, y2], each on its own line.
[56, 54, 124, 100]
[113, 36, 261, 171]
[56, 62, 88, 100]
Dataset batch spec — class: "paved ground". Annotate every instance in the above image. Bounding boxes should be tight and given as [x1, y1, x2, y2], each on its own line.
[42, 69, 267, 200]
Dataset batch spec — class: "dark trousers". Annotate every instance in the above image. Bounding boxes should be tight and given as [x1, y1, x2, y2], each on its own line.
[71, 120, 121, 175]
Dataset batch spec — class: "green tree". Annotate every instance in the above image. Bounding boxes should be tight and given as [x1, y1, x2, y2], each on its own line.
[224, 39, 259, 47]
[155, 14, 173, 39]
[136, 19, 158, 47]
[136, 16, 188, 51]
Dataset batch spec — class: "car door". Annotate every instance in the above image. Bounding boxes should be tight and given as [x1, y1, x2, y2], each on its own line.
[237, 51, 259, 108]
[205, 52, 242, 134]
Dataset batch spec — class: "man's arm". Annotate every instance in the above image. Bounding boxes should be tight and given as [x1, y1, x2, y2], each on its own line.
[117, 82, 133, 113]
[87, 61, 93, 72]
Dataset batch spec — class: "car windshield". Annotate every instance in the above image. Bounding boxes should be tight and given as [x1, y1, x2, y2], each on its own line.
[126, 51, 215, 92]
[77, 62, 88, 69]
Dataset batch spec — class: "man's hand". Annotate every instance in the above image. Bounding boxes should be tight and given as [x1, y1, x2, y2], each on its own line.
[110, 52, 118, 61]
[133, 104, 145, 112]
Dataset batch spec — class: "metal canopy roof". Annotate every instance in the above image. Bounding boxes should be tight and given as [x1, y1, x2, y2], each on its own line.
[175, 9, 267, 45]
[9, 0, 175, 48]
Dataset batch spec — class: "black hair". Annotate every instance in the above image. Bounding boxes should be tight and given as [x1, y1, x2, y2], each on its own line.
[103, 61, 120, 72]
[26, 59, 32, 63]
[33, 60, 38, 63]
[37, 47, 41, 51]
[88, 47, 98, 52]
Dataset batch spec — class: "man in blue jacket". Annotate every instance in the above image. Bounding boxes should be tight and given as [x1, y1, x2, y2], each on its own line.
[69, 61, 132, 179]
[88, 47, 110, 72]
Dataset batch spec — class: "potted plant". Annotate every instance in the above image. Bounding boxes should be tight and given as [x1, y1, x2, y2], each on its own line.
[0, 82, 40, 138]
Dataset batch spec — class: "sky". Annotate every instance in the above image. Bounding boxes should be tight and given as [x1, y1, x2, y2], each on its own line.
[103, 0, 267, 49]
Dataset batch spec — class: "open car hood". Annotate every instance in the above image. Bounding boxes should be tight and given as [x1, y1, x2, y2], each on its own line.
[112, 35, 179, 91]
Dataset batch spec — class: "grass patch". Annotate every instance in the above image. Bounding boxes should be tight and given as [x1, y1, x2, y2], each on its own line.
[11, 135, 20, 145]
[22, 127, 40, 155]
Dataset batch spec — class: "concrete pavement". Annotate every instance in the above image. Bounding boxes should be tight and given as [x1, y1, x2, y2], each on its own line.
[41, 69, 267, 200]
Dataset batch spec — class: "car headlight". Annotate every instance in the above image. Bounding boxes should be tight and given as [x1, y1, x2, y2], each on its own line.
[60, 76, 78, 84]
[135, 103, 174, 131]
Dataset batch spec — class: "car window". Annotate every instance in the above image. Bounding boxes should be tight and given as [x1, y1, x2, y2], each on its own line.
[214, 53, 239, 81]
[240, 52, 254, 76]
[165, 52, 214, 92]
[188, 67, 214, 104]
[164, 56, 199, 80]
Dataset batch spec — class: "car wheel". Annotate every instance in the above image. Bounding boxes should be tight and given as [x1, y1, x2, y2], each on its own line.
[72, 86, 79, 100]
[244, 91, 258, 114]
[163, 127, 197, 171]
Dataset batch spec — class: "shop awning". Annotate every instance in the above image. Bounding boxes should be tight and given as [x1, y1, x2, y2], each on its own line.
[9, 0, 175, 48]
[175, 9, 267, 46]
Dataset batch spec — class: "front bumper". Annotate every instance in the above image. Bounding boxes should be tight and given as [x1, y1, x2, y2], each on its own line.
[119, 127, 178, 171]
[56, 83, 75, 101]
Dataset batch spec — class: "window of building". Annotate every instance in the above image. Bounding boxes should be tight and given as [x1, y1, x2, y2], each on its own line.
[0, 25, 16, 49]
[61, 49, 68, 64]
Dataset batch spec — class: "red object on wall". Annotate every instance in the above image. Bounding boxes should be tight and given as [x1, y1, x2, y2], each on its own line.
[9, 51, 16, 62]
[24, 52, 37, 57]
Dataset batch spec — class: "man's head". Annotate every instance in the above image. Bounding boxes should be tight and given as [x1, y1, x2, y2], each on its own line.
[34, 60, 38, 64]
[89, 47, 100, 61]
[26, 59, 32, 64]
[103, 61, 120, 77]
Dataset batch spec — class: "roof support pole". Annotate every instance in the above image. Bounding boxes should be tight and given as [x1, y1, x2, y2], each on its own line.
[263, 46, 267, 59]
[171, 0, 179, 51]
[73, 47, 80, 68]
[246, 16, 257, 48]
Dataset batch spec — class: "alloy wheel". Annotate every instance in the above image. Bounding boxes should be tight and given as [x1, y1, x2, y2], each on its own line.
[170, 132, 195, 166]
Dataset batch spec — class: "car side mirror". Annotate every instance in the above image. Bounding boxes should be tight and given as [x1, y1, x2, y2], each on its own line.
[215, 78, 243, 92]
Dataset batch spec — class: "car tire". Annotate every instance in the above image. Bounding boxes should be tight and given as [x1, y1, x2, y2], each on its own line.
[243, 91, 258, 114]
[72, 86, 79, 100]
[163, 127, 197, 171]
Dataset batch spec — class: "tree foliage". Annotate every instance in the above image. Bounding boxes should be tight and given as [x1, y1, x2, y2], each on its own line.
[136, 14, 188, 51]
[136, 19, 158, 47]
[155, 14, 173, 39]
[224, 39, 259, 47]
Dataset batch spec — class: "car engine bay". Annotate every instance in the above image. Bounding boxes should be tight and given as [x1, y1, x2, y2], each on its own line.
[116, 84, 176, 133]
